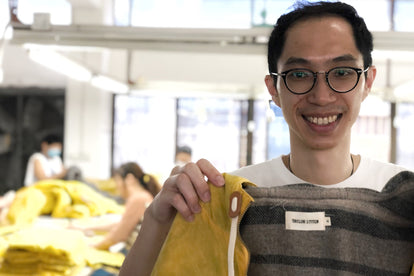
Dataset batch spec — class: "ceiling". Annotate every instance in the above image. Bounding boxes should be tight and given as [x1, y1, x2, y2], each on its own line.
[7, 11, 414, 102]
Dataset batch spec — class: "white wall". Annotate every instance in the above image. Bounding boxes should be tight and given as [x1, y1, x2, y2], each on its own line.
[64, 80, 113, 178]
[62, 0, 114, 178]
[2, 45, 65, 87]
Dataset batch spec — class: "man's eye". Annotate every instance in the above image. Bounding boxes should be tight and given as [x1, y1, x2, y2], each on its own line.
[333, 68, 353, 77]
[290, 71, 311, 79]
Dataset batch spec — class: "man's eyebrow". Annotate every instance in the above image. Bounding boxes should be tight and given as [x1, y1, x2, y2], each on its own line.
[284, 57, 310, 66]
[283, 54, 358, 67]
[332, 54, 358, 62]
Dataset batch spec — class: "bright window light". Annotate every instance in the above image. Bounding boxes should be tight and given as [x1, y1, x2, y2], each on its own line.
[91, 75, 129, 94]
[394, 79, 414, 101]
[28, 49, 92, 82]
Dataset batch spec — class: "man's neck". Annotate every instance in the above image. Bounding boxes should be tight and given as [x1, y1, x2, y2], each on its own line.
[287, 147, 358, 185]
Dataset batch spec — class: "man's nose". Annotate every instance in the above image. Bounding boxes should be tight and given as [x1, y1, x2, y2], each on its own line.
[307, 73, 336, 105]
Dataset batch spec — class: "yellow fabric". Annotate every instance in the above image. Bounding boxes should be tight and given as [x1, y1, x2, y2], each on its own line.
[85, 248, 125, 268]
[152, 173, 255, 276]
[5, 187, 46, 225]
[5, 180, 124, 226]
[0, 225, 21, 236]
[86, 178, 119, 196]
[0, 227, 86, 276]
[0, 227, 125, 275]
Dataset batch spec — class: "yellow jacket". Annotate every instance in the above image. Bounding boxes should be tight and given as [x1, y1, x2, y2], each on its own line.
[152, 173, 255, 276]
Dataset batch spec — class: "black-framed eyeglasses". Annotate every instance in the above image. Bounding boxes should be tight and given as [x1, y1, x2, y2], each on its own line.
[270, 66, 369, 95]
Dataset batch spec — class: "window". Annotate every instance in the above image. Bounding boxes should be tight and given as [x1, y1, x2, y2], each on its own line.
[0, 1, 9, 31]
[343, 0, 391, 31]
[17, 0, 72, 25]
[394, 0, 414, 31]
[251, 99, 290, 164]
[114, 0, 393, 30]
[251, 100, 267, 164]
[266, 101, 290, 160]
[113, 95, 244, 180]
[396, 103, 414, 170]
[113, 95, 176, 181]
[351, 95, 391, 162]
[177, 98, 242, 172]
[128, 0, 251, 28]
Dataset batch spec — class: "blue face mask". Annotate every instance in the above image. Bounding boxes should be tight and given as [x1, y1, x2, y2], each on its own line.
[47, 148, 61, 158]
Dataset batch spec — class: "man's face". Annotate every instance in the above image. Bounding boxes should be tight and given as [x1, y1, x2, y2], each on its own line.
[266, 16, 376, 151]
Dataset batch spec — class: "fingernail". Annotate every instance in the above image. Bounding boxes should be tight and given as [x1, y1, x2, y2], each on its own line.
[187, 215, 195, 222]
[203, 191, 211, 202]
[216, 175, 225, 186]
[193, 204, 201, 213]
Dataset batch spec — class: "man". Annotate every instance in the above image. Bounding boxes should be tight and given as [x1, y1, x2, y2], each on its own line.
[24, 134, 67, 186]
[174, 145, 192, 166]
[119, 1, 411, 275]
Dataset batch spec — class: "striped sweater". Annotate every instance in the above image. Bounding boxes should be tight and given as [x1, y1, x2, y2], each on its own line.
[241, 170, 414, 275]
[152, 172, 414, 275]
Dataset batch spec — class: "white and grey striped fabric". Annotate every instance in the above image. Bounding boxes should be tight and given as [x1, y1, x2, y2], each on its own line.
[240, 171, 414, 275]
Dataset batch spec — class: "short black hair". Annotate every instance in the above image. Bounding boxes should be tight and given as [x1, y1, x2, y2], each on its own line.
[176, 146, 192, 155]
[41, 134, 62, 145]
[268, 1, 373, 75]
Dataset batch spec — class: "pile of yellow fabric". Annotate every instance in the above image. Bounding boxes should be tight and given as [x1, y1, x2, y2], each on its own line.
[0, 227, 125, 276]
[86, 178, 119, 196]
[0, 227, 86, 276]
[4, 180, 124, 226]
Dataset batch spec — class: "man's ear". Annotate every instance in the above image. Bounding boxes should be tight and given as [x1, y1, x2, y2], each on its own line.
[265, 75, 281, 107]
[363, 66, 377, 101]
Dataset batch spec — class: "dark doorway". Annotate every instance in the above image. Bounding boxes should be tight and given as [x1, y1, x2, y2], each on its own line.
[0, 87, 65, 194]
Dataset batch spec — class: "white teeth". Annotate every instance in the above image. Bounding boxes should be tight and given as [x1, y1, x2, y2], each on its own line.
[307, 115, 338, 125]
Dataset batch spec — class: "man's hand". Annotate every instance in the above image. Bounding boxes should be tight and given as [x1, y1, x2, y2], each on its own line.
[148, 158, 225, 223]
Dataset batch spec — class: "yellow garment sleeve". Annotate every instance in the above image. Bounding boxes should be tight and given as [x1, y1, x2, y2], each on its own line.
[152, 173, 254, 276]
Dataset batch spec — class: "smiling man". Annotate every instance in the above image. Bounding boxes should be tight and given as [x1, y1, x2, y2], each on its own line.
[233, 3, 403, 190]
[265, 13, 376, 185]
[119, 2, 413, 275]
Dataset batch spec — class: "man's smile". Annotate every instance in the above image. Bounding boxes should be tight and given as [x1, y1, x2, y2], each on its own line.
[304, 114, 342, 126]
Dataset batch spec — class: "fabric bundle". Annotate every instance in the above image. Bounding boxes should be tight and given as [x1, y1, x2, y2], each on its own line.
[0, 227, 86, 275]
[0, 227, 125, 275]
[5, 180, 124, 226]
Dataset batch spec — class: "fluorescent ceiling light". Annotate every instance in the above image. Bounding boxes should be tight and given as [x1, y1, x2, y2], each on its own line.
[91, 75, 129, 94]
[23, 43, 104, 53]
[28, 49, 92, 82]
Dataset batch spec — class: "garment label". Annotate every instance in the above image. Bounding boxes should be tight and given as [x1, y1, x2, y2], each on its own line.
[285, 211, 330, 231]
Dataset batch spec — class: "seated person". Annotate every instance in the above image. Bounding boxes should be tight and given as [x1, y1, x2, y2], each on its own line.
[71, 162, 161, 251]
[24, 134, 67, 187]
[174, 145, 192, 166]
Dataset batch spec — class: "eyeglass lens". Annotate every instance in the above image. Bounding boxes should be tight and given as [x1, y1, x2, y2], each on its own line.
[285, 67, 360, 94]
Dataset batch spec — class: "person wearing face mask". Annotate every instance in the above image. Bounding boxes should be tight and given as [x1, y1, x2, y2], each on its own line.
[24, 134, 67, 187]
